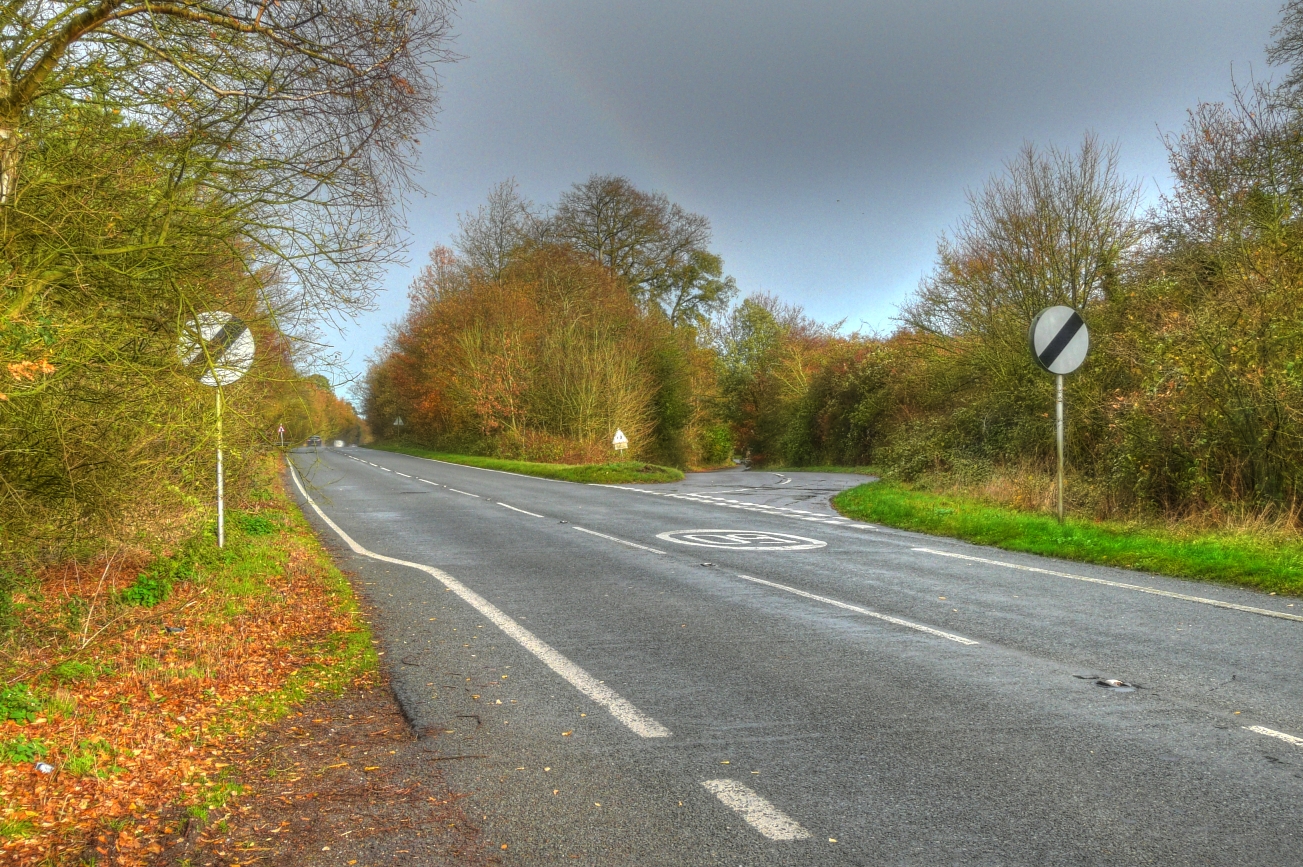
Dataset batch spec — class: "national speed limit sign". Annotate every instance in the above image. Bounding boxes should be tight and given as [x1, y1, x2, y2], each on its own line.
[177, 312, 255, 386]
[1028, 306, 1089, 375]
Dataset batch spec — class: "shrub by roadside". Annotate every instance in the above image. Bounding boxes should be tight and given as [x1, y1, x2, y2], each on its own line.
[370, 443, 684, 484]
[833, 481, 1303, 596]
[0, 458, 375, 865]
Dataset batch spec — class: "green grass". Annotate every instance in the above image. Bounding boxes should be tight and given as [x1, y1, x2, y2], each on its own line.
[833, 481, 1303, 596]
[370, 443, 684, 484]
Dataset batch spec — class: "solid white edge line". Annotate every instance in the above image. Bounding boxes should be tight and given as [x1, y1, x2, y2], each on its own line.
[447, 488, 479, 498]
[736, 573, 979, 645]
[700, 780, 811, 841]
[499, 502, 545, 518]
[571, 525, 666, 554]
[915, 547, 1303, 623]
[287, 463, 670, 738]
[1244, 725, 1303, 747]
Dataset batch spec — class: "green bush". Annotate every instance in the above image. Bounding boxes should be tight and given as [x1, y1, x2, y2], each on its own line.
[0, 569, 14, 633]
[234, 512, 276, 536]
[0, 736, 49, 764]
[120, 572, 171, 607]
[696, 424, 734, 465]
[0, 684, 43, 724]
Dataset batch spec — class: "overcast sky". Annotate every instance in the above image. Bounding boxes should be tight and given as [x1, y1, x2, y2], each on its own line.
[329, 0, 1285, 396]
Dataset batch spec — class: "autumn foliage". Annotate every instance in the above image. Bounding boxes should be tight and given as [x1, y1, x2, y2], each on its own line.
[367, 245, 691, 464]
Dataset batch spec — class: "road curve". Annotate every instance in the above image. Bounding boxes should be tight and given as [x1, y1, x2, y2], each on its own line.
[288, 447, 1303, 866]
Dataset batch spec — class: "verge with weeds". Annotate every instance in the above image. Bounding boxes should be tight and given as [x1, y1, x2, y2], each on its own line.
[0, 457, 375, 865]
[833, 480, 1303, 595]
[370, 442, 684, 484]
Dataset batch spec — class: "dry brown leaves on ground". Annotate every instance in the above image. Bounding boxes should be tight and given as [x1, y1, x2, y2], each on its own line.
[0, 478, 367, 865]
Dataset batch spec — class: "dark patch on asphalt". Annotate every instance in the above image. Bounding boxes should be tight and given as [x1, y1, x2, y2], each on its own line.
[154, 683, 494, 866]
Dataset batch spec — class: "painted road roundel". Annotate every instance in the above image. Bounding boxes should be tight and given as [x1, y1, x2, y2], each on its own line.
[1029, 306, 1089, 375]
[656, 530, 826, 551]
[178, 312, 255, 386]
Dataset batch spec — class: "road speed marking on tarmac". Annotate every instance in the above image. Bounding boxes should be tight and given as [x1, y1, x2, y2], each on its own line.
[655, 530, 826, 551]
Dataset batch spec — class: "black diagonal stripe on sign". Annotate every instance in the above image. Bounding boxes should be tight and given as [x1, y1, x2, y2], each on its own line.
[1038, 311, 1084, 370]
[197, 321, 246, 368]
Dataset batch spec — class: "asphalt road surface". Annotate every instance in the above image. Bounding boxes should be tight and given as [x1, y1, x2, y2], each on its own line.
[287, 447, 1303, 866]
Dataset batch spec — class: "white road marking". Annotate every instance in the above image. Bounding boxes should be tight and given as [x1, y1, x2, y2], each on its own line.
[572, 526, 666, 554]
[700, 780, 811, 841]
[380, 467, 392, 472]
[395, 472, 411, 478]
[499, 502, 545, 518]
[447, 488, 479, 498]
[916, 548, 1303, 623]
[659, 530, 826, 551]
[736, 573, 979, 645]
[417, 478, 436, 484]
[598, 485, 877, 530]
[1244, 725, 1303, 747]
[288, 464, 670, 738]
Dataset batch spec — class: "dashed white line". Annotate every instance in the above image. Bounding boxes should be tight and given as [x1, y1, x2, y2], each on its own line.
[916, 547, 1303, 623]
[736, 573, 979, 645]
[447, 488, 479, 498]
[571, 526, 666, 555]
[289, 463, 670, 739]
[1244, 725, 1303, 747]
[499, 502, 545, 518]
[700, 780, 811, 841]
[395, 472, 411, 478]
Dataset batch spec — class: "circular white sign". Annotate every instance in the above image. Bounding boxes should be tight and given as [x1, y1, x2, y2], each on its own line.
[1029, 306, 1089, 375]
[178, 312, 255, 386]
[655, 530, 826, 551]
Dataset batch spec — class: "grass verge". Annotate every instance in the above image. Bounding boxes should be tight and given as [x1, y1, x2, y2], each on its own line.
[371, 442, 684, 484]
[0, 456, 376, 864]
[832, 481, 1303, 596]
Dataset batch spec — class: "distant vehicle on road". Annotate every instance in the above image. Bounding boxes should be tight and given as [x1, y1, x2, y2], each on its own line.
[306, 435, 322, 447]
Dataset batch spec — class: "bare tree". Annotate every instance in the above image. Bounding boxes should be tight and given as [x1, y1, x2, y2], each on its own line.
[903, 134, 1142, 340]
[0, 0, 456, 316]
[453, 179, 539, 280]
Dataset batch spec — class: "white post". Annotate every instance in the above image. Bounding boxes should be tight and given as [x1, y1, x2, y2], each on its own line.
[1056, 373, 1064, 524]
[217, 388, 225, 548]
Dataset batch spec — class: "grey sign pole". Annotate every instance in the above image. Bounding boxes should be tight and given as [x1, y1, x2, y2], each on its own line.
[1029, 306, 1089, 523]
[1056, 373, 1064, 522]
[178, 313, 255, 548]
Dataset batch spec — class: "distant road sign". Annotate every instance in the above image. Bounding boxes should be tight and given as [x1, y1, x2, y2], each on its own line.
[1029, 306, 1089, 375]
[178, 312, 254, 386]
[613, 428, 628, 451]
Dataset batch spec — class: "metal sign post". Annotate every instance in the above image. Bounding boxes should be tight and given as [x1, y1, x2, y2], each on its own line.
[1028, 306, 1089, 523]
[178, 313, 255, 548]
[613, 429, 628, 454]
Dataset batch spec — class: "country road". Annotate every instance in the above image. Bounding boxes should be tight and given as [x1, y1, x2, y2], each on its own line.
[287, 447, 1303, 866]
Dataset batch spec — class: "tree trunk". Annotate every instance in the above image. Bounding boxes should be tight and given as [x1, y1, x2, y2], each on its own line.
[0, 120, 17, 205]
[0, 69, 14, 204]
